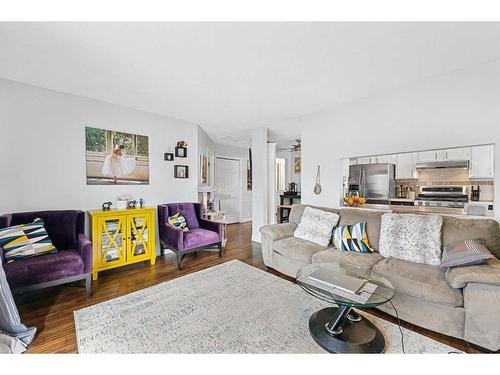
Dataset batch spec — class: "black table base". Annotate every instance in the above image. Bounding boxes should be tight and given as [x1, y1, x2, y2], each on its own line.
[309, 306, 385, 353]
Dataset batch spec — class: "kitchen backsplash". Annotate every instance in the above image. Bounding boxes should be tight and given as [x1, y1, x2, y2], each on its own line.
[397, 169, 494, 201]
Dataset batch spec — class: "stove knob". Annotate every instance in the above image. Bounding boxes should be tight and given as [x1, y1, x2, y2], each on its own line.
[436, 202, 442, 206]
[417, 201, 423, 206]
[424, 201, 430, 206]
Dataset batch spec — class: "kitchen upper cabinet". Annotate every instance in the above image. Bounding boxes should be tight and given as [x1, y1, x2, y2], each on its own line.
[417, 150, 437, 162]
[469, 145, 494, 179]
[354, 155, 397, 164]
[377, 154, 397, 164]
[357, 156, 371, 164]
[437, 147, 471, 161]
[396, 153, 417, 179]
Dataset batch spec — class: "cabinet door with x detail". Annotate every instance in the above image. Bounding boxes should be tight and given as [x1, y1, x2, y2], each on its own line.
[97, 215, 127, 268]
[126, 213, 152, 263]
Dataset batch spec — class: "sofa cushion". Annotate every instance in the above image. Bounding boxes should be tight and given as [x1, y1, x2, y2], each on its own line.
[311, 249, 383, 278]
[4, 250, 84, 288]
[441, 216, 500, 259]
[379, 213, 443, 266]
[445, 258, 500, 289]
[273, 236, 325, 263]
[338, 208, 387, 251]
[294, 207, 339, 247]
[371, 258, 463, 307]
[183, 228, 219, 250]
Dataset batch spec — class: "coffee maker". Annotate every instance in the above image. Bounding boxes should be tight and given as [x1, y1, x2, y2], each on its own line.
[287, 182, 297, 194]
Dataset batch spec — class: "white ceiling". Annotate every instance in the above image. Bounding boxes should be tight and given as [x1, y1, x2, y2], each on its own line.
[1, 22, 499, 144]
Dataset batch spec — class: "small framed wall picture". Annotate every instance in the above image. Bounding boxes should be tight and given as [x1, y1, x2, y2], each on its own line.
[175, 146, 187, 158]
[294, 157, 301, 173]
[164, 152, 174, 161]
[174, 165, 189, 178]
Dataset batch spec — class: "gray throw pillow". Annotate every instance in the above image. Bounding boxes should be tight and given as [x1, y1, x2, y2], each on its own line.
[440, 239, 495, 268]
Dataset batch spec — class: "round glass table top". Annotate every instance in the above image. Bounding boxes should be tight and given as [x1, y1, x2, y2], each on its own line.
[296, 262, 395, 308]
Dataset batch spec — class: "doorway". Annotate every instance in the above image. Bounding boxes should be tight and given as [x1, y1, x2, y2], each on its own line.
[215, 157, 241, 224]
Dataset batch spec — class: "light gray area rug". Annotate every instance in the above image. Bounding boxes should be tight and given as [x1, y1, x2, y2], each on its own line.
[74, 260, 461, 353]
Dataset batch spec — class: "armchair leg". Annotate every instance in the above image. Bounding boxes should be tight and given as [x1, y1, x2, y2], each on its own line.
[218, 242, 222, 257]
[85, 274, 91, 298]
[176, 252, 182, 271]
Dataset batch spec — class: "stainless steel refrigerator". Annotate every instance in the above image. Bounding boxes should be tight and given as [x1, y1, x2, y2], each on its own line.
[348, 163, 396, 204]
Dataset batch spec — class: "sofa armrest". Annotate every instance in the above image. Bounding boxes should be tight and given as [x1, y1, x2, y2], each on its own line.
[259, 223, 297, 241]
[446, 259, 500, 289]
[161, 223, 184, 251]
[78, 233, 93, 274]
[198, 218, 222, 240]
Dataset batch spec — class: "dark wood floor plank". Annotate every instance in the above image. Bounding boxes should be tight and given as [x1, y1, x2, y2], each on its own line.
[16, 222, 483, 353]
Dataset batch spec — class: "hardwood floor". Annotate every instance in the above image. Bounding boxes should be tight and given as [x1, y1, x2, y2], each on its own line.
[16, 222, 484, 353]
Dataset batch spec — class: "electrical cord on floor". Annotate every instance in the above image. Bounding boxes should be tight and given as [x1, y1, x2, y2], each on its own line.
[387, 299, 405, 354]
[378, 294, 467, 354]
[359, 290, 405, 353]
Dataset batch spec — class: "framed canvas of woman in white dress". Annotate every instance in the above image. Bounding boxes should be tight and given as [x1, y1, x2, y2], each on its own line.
[85, 127, 149, 185]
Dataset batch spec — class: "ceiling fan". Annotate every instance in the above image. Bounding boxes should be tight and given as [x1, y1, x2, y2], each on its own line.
[278, 139, 301, 152]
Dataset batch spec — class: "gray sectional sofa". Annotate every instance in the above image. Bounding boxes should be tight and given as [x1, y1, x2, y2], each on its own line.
[260, 204, 500, 351]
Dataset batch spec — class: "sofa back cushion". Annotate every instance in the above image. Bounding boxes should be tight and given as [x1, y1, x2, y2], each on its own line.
[338, 208, 387, 252]
[441, 216, 500, 259]
[379, 213, 443, 266]
[166, 203, 199, 229]
[289, 204, 340, 226]
[0, 218, 58, 262]
[1, 210, 82, 250]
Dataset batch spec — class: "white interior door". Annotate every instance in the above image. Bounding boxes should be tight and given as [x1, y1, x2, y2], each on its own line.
[215, 157, 241, 224]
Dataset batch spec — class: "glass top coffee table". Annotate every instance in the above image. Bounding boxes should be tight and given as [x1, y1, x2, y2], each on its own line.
[297, 262, 395, 353]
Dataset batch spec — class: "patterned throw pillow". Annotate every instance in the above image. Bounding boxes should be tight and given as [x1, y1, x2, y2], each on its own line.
[0, 218, 58, 262]
[168, 213, 189, 232]
[332, 222, 374, 253]
[440, 239, 494, 268]
[294, 207, 340, 247]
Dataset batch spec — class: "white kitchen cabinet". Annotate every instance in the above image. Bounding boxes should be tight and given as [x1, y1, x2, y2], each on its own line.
[437, 147, 471, 161]
[417, 150, 437, 162]
[469, 145, 494, 179]
[396, 153, 417, 179]
[377, 154, 397, 164]
[357, 156, 371, 164]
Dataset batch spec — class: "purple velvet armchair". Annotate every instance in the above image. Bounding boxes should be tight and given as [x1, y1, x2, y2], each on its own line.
[0, 210, 92, 297]
[158, 203, 223, 270]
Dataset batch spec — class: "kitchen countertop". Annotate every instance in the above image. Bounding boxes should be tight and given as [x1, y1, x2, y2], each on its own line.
[346, 203, 495, 219]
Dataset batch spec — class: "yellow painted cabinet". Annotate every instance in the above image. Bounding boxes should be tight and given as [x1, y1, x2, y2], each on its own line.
[89, 208, 156, 280]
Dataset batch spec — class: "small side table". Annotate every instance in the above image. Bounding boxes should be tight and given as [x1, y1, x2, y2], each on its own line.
[203, 211, 228, 247]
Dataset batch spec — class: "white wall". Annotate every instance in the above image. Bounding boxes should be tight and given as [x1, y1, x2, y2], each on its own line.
[299, 61, 500, 219]
[0, 78, 199, 214]
[251, 128, 268, 242]
[197, 125, 216, 186]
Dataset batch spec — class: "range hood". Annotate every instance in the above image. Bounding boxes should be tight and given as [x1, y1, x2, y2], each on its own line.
[415, 160, 469, 170]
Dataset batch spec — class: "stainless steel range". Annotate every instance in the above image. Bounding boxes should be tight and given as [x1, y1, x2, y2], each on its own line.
[414, 186, 468, 208]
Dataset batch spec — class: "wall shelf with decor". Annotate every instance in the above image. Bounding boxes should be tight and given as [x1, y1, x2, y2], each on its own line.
[88, 207, 156, 280]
